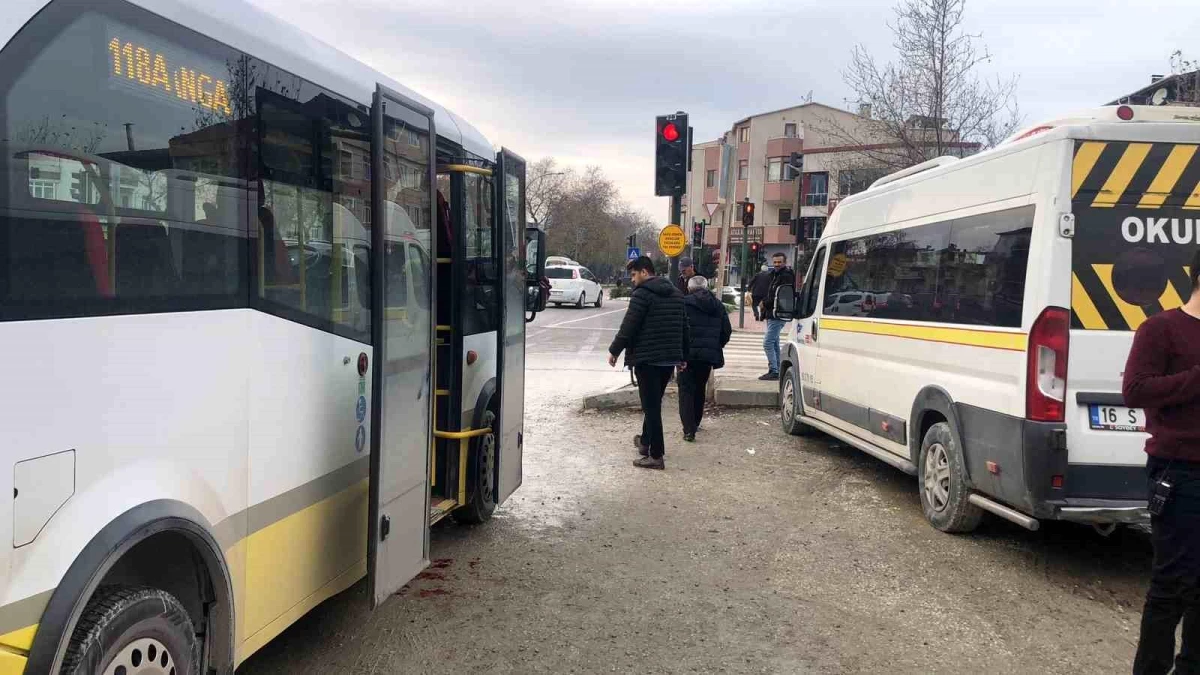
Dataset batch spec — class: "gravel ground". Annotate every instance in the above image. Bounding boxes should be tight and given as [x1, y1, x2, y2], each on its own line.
[238, 400, 1151, 674]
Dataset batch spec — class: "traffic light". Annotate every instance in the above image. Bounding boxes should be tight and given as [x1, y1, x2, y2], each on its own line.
[750, 242, 760, 261]
[627, 233, 637, 248]
[654, 112, 689, 196]
[741, 201, 755, 228]
[692, 220, 705, 247]
[784, 152, 804, 180]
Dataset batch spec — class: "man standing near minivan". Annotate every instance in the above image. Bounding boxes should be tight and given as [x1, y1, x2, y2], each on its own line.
[1124, 250, 1200, 675]
[609, 256, 689, 470]
[759, 252, 795, 381]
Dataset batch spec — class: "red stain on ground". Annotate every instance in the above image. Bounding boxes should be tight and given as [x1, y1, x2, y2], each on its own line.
[417, 571, 445, 581]
[419, 588, 450, 598]
[431, 558, 453, 569]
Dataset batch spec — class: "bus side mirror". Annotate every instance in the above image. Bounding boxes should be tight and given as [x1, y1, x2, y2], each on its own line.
[525, 227, 547, 317]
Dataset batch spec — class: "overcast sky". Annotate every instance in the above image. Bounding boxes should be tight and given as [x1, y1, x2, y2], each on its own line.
[250, 0, 1198, 222]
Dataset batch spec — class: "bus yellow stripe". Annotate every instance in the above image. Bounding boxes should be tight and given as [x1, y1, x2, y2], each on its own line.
[0, 647, 27, 675]
[1071, 273, 1107, 330]
[819, 318, 1027, 351]
[1138, 145, 1198, 209]
[1092, 264, 1146, 330]
[1186, 179, 1200, 210]
[0, 625, 36, 653]
[1160, 278, 1187, 311]
[1092, 143, 1152, 208]
[1071, 141, 1107, 198]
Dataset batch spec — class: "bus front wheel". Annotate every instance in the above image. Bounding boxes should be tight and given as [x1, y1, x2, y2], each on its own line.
[60, 585, 200, 675]
[454, 408, 498, 525]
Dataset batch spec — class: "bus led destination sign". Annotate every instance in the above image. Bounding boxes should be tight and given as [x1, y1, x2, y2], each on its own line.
[107, 36, 232, 114]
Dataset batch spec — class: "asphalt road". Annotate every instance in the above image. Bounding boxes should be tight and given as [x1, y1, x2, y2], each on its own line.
[237, 302, 1152, 674]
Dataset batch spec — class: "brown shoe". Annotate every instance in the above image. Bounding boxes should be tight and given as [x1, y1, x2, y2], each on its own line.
[633, 456, 665, 470]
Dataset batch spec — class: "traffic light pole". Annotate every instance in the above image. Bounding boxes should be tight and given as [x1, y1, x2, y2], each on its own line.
[668, 194, 681, 283]
[738, 234, 747, 329]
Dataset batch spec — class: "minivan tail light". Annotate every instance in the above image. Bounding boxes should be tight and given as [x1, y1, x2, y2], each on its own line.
[573, 269, 579, 279]
[1027, 307, 1070, 422]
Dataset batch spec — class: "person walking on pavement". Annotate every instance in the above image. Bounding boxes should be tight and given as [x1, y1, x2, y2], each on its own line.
[608, 256, 689, 470]
[679, 275, 731, 442]
[759, 252, 795, 381]
[674, 256, 696, 295]
[1125, 249, 1200, 675]
[749, 264, 771, 322]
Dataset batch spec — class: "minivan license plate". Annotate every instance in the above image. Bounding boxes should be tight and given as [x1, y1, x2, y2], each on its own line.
[1088, 405, 1146, 432]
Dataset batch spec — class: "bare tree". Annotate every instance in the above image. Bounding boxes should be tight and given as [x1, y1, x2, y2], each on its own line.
[1171, 50, 1200, 105]
[527, 157, 569, 228]
[817, 0, 1020, 171]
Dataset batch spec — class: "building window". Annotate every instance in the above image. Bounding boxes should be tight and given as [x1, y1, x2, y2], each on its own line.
[804, 172, 829, 206]
[706, 169, 716, 188]
[767, 158, 783, 183]
[837, 168, 889, 198]
[738, 160, 748, 181]
[784, 123, 797, 138]
[779, 208, 792, 225]
[739, 127, 750, 143]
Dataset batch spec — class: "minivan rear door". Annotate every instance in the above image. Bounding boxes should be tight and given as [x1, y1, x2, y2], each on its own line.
[1066, 138, 1200, 501]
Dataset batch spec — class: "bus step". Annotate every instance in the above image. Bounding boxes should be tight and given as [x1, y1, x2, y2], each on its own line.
[430, 497, 457, 525]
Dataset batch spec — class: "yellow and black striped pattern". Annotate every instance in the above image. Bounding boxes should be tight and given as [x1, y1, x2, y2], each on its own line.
[1071, 141, 1200, 331]
[1072, 140, 1200, 210]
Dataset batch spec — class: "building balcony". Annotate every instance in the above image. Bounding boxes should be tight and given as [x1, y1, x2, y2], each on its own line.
[766, 136, 803, 158]
[763, 179, 798, 203]
[702, 223, 795, 247]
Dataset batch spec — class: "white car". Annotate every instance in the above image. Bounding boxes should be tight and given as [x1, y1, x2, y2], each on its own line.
[546, 265, 603, 308]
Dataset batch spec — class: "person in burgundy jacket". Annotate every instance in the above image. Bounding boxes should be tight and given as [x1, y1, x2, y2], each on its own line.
[1123, 249, 1200, 675]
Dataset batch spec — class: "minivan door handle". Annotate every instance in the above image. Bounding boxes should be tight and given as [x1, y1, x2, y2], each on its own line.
[811, 321, 818, 341]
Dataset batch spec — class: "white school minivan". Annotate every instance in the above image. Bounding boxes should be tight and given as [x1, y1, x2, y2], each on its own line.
[778, 105, 1200, 533]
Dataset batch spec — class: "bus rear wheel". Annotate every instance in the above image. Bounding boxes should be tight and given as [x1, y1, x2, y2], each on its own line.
[454, 409, 498, 525]
[918, 422, 983, 533]
[61, 586, 199, 675]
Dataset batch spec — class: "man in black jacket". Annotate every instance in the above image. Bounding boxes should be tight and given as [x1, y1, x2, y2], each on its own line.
[674, 256, 696, 295]
[760, 252, 796, 381]
[749, 265, 772, 321]
[608, 256, 690, 469]
[679, 276, 732, 441]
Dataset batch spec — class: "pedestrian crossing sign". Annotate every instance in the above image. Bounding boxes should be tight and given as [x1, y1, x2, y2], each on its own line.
[627, 247, 641, 260]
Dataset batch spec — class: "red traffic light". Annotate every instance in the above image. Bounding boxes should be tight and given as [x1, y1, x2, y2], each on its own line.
[661, 122, 680, 142]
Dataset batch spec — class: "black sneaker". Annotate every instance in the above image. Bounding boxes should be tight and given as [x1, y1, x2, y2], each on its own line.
[758, 371, 780, 381]
[633, 456, 665, 470]
[683, 433, 695, 442]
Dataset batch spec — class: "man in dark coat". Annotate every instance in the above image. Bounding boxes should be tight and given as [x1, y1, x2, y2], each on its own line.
[678, 276, 732, 441]
[674, 256, 696, 295]
[749, 265, 772, 321]
[760, 252, 796, 380]
[608, 256, 690, 469]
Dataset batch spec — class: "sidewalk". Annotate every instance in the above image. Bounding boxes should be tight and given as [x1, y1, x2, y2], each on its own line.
[582, 374, 778, 410]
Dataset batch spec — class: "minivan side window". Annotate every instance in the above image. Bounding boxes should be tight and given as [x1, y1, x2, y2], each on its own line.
[798, 246, 827, 319]
[821, 205, 1033, 327]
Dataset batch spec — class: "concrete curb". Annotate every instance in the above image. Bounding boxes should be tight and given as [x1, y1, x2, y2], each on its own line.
[581, 377, 778, 410]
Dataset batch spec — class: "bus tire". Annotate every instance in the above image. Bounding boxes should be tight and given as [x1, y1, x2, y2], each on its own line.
[60, 585, 199, 675]
[576, 293, 586, 309]
[780, 367, 816, 437]
[595, 291, 603, 308]
[454, 408, 498, 525]
[918, 422, 983, 533]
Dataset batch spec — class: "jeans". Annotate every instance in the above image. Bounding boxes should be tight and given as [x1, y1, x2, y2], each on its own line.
[1134, 456, 1200, 675]
[635, 365, 673, 459]
[678, 363, 713, 435]
[763, 319, 785, 374]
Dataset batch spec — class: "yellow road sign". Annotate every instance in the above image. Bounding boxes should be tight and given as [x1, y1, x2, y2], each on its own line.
[658, 224, 687, 257]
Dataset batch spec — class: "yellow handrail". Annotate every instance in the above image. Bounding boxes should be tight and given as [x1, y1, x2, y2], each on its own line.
[434, 428, 492, 440]
[440, 164, 492, 176]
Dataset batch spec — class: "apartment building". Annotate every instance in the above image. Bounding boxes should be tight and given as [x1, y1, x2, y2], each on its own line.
[682, 102, 977, 288]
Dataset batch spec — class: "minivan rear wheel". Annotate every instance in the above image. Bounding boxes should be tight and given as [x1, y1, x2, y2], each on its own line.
[918, 422, 983, 533]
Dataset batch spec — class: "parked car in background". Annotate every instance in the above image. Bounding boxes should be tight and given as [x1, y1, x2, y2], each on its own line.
[546, 264, 603, 308]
